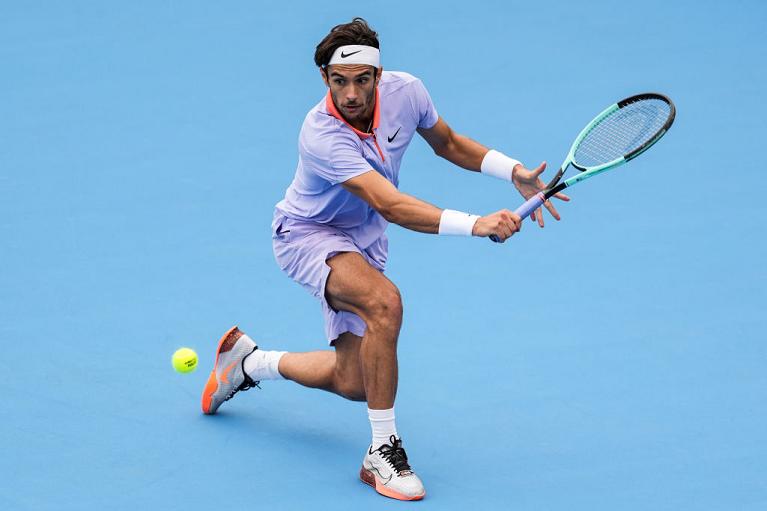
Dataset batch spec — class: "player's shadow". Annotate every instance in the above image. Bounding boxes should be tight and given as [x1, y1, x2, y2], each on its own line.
[200, 404, 363, 459]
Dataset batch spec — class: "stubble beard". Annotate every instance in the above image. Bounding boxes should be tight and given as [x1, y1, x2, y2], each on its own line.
[336, 86, 375, 130]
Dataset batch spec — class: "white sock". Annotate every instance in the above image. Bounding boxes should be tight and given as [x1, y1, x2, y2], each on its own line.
[368, 407, 398, 449]
[242, 343, 286, 381]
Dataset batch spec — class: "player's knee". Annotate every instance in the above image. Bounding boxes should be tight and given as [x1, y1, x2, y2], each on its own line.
[334, 377, 366, 401]
[364, 285, 402, 331]
[342, 385, 367, 402]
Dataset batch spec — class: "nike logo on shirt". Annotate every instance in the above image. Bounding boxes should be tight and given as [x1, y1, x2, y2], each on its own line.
[388, 127, 401, 143]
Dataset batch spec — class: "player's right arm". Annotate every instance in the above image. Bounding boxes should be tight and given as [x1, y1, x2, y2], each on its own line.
[342, 170, 521, 241]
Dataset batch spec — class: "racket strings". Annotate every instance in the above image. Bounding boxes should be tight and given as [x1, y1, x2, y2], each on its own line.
[584, 103, 665, 157]
[574, 99, 671, 168]
[577, 104, 664, 164]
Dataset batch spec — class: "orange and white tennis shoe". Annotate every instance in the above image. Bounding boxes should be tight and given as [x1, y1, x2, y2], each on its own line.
[201, 326, 258, 415]
[360, 435, 426, 501]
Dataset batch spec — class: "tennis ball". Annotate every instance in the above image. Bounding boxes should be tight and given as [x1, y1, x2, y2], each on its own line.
[172, 347, 198, 373]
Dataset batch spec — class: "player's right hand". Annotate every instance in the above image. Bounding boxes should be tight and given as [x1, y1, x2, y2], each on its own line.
[472, 209, 521, 242]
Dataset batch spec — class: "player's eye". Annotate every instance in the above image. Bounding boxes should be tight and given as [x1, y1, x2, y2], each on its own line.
[334, 79, 345, 85]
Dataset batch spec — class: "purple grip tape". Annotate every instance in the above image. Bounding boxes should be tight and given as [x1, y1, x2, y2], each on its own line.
[489, 192, 545, 243]
[514, 192, 546, 220]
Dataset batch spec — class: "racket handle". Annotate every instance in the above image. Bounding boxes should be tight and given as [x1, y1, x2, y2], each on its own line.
[514, 192, 546, 219]
[489, 192, 545, 243]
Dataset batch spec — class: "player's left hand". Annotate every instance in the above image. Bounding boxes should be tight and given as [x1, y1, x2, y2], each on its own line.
[511, 161, 571, 228]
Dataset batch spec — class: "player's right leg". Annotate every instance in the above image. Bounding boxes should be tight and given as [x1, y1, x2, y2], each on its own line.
[202, 326, 356, 414]
[201, 252, 399, 408]
[276, 332, 367, 401]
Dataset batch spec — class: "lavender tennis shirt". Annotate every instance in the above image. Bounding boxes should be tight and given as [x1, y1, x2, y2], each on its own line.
[274, 71, 439, 248]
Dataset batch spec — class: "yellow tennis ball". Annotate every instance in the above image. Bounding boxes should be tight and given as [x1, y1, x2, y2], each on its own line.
[172, 347, 198, 373]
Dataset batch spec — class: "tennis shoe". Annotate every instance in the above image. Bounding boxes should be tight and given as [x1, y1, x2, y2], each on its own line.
[360, 435, 426, 501]
[201, 326, 258, 415]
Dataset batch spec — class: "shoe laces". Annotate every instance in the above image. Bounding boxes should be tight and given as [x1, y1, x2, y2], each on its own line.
[376, 435, 412, 476]
[223, 348, 260, 402]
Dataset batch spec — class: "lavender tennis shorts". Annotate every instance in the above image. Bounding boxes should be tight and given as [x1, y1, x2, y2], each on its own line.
[272, 213, 388, 344]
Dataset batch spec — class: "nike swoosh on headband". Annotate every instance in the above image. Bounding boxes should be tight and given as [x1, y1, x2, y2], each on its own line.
[341, 50, 362, 58]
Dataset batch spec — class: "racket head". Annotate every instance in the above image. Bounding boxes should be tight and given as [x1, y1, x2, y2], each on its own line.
[569, 93, 676, 172]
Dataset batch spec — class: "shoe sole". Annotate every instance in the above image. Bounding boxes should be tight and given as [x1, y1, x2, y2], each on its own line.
[359, 467, 425, 501]
[201, 325, 239, 415]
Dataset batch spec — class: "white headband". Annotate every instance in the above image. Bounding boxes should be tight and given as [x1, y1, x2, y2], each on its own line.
[327, 44, 380, 67]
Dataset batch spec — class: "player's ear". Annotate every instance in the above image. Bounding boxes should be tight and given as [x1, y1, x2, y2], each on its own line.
[375, 66, 383, 84]
[320, 66, 329, 87]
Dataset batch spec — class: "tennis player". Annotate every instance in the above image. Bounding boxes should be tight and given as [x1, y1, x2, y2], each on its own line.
[201, 18, 568, 501]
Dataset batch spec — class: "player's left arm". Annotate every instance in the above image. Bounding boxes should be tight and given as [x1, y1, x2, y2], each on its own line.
[417, 117, 488, 172]
[417, 117, 569, 226]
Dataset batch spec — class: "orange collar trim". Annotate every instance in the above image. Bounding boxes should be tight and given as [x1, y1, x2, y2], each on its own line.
[325, 89, 380, 139]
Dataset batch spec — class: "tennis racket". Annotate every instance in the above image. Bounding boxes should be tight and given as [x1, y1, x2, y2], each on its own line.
[490, 92, 676, 243]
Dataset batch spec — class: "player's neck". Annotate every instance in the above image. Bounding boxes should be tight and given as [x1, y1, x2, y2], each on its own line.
[347, 102, 375, 134]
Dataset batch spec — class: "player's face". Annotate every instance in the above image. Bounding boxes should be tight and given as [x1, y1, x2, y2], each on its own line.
[323, 64, 380, 128]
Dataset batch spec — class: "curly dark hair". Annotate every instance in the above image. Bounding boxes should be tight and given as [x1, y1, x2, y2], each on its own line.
[314, 17, 379, 68]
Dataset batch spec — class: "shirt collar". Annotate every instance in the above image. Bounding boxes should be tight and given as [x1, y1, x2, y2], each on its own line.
[325, 88, 380, 139]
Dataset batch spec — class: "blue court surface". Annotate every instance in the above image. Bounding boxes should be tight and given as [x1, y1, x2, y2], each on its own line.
[2, 1, 766, 510]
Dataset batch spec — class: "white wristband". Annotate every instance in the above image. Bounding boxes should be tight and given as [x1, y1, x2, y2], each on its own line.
[480, 149, 522, 182]
[438, 209, 480, 236]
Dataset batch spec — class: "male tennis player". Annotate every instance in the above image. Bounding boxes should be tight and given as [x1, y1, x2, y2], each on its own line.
[201, 18, 568, 500]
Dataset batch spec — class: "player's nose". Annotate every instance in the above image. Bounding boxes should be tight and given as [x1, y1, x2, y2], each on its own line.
[345, 85, 360, 103]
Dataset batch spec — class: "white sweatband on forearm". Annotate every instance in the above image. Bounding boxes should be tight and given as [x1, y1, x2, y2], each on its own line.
[438, 209, 480, 236]
[480, 149, 522, 182]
